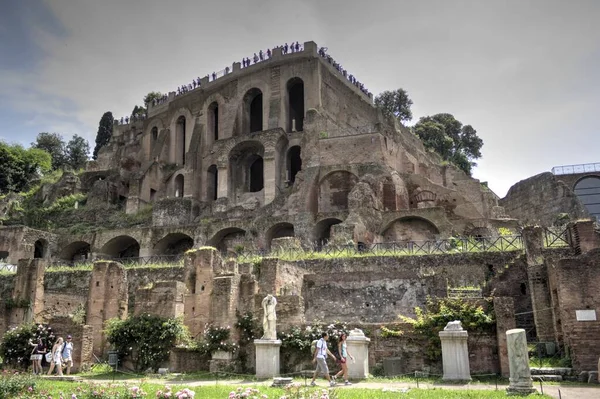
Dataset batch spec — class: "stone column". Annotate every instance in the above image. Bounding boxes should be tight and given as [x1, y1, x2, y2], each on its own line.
[254, 339, 281, 378]
[346, 329, 370, 379]
[506, 328, 536, 395]
[217, 163, 228, 199]
[439, 321, 471, 381]
[494, 297, 516, 377]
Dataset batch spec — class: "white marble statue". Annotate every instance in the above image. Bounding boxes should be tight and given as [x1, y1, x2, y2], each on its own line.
[261, 294, 277, 340]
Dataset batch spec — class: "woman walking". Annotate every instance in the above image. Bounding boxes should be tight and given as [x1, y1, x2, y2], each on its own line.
[30, 337, 47, 375]
[47, 337, 64, 376]
[334, 332, 354, 385]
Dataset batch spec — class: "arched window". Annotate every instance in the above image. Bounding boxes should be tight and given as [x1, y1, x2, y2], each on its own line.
[175, 174, 184, 198]
[243, 89, 263, 134]
[208, 102, 219, 141]
[287, 146, 302, 184]
[176, 116, 186, 165]
[249, 156, 264, 192]
[574, 176, 600, 220]
[287, 78, 304, 132]
[151, 127, 158, 142]
[207, 165, 218, 201]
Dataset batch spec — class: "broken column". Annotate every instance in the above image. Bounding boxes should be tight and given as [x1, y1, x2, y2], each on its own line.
[506, 328, 536, 395]
[347, 329, 370, 379]
[439, 320, 471, 381]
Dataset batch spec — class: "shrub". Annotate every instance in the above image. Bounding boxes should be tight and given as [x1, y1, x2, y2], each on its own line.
[0, 324, 55, 369]
[197, 324, 237, 355]
[0, 371, 36, 398]
[105, 314, 190, 372]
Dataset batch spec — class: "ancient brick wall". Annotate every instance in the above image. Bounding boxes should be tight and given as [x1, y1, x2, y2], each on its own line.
[50, 316, 94, 373]
[134, 281, 185, 318]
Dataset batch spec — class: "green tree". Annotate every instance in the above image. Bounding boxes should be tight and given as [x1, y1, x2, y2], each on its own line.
[374, 88, 413, 122]
[413, 113, 483, 176]
[93, 111, 114, 160]
[131, 105, 145, 118]
[66, 134, 90, 170]
[0, 142, 51, 194]
[143, 91, 162, 105]
[31, 132, 66, 170]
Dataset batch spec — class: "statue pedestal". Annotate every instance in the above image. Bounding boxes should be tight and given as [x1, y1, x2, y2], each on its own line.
[254, 339, 281, 379]
[346, 329, 370, 379]
[439, 327, 471, 381]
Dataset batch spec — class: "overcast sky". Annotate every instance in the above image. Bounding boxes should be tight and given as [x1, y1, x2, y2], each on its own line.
[1, 0, 599, 196]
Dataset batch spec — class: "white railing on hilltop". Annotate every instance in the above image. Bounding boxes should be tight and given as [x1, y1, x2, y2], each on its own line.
[552, 163, 600, 175]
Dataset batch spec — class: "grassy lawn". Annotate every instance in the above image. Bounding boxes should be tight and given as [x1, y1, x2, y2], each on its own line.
[18, 378, 551, 398]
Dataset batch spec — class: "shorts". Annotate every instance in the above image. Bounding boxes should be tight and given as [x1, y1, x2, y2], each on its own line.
[63, 356, 72, 365]
[315, 357, 329, 376]
[31, 354, 42, 360]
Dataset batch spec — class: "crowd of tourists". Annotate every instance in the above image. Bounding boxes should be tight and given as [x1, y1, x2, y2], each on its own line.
[115, 113, 147, 125]
[319, 47, 371, 97]
[29, 328, 75, 376]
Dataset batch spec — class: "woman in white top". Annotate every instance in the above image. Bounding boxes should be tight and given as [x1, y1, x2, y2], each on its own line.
[47, 337, 64, 376]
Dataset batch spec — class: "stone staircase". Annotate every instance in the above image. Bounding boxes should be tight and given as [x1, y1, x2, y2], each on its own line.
[530, 367, 572, 382]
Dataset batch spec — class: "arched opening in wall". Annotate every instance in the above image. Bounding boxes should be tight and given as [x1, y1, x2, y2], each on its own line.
[287, 78, 304, 132]
[33, 239, 48, 259]
[207, 228, 247, 254]
[286, 146, 302, 184]
[174, 174, 184, 197]
[318, 171, 359, 213]
[467, 227, 493, 242]
[314, 218, 343, 249]
[243, 88, 263, 134]
[266, 223, 295, 250]
[151, 127, 158, 143]
[100, 235, 140, 259]
[229, 141, 265, 195]
[249, 156, 264, 192]
[60, 241, 91, 263]
[176, 116, 186, 165]
[382, 217, 440, 242]
[207, 165, 218, 201]
[574, 176, 600, 221]
[0, 251, 8, 260]
[208, 102, 219, 141]
[154, 233, 194, 256]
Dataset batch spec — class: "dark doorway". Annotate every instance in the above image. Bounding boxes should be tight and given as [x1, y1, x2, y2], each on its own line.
[0, 251, 8, 260]
[208, 165, 218, 201]
[287, 146, 302, 184]
[249, 157, 264, 192]
[150, 189, 157, 202]
[287, 78, 304, 132]
[34, 239, 47, 258]
[209, 102, 219, 141]
[250, 93, 263, 133]
[175, 174, 184, 197]
[176, 116, 186, 165]
[314, 218, 343, 249]
[151, 127, 158, 142]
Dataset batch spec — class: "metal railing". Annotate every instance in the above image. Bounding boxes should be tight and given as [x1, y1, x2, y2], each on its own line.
[233, 235, 525, 262]
[551, 162, 600, 175]
[0, 263, 17, 273]
[50, 254, 184, 268]
[543, 227, 570, 248]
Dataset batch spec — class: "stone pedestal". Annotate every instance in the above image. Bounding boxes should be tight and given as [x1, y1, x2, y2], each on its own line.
[439, 321, 471, 381]
[346, 329, 370, 379]
[254, 339, 281, 379]
[506, 328, 536, 395]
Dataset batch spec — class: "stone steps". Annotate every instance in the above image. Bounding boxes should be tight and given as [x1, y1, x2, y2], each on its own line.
[530, 367, 571, 376]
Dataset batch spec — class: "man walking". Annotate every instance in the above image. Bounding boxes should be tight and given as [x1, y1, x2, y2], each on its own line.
[311, 332, 337, 386]
[62, 335, 74, 375]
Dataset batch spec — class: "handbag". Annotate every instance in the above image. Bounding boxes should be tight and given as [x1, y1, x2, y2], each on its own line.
[45, 352, 52, 363]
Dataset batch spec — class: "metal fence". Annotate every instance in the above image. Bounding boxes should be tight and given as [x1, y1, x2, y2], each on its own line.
[543, 227, 570, 248]
[0, 263, 17, 273]
[551, 162, 600, 175]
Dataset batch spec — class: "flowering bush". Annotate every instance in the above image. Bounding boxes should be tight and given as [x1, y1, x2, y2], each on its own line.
[173, 387, 195, 398]
[0, 323, 55, 369]
[226, 385, 335, 399]
[0, 370, 36, 398]
[198, 324, 237, 355]
[228, 387, 266, 399]
[105, 314, 190, 372]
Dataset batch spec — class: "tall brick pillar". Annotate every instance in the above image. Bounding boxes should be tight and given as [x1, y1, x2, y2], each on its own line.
[183, 248, 216, 337]
[569, 220, 600, 254]
[522, 226, 555, 342]
[217, 161, 228, 199]
[8, 259, 46, 327]
[87, 261, 128, 357]
[494, 297, 516, 377]
[263, 155, 276, 204]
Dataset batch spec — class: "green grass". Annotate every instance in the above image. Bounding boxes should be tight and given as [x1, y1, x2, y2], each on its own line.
[45, 261, 183, 273]
[25, 379, 551, 398]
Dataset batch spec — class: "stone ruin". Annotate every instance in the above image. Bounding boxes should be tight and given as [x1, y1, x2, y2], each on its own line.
[0, 41, 599, 377]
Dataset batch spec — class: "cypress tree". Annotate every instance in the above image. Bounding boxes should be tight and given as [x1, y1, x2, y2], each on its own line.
[93, 111, 114, 159]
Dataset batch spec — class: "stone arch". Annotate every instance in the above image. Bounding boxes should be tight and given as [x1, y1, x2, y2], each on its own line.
[207, 164, 218, 201]
[314, 218, 343, 248]
[286, 77, 304, 132]
[208, 101, 219, 141]
[286, 146, 302, 184]
[33, 239, 48, 259]
[169, 108, 193, 164]
[229, 141, 265, 196]
[60, 241, 91, 262]
[100, 235, 140, 259]
[153, 233, 194, 255]
[573, 176, 600, 220]
[175, 116, 187, 165]
[243, 88, 263, 134]
[266, 222, 295, 249]
[381, 217, 440, 242]
[174, 174, 184, 197]
[318, 171, 359, 213]
[207, 228, 247, 253]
